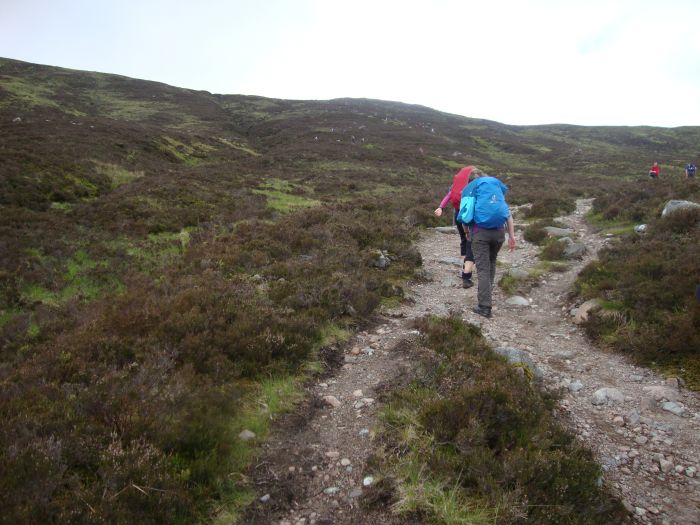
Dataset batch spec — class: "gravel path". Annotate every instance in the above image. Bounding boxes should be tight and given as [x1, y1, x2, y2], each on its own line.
[243, 200, 700, 525]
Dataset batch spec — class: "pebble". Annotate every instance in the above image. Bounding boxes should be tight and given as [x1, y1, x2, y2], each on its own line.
[659, 459, 674, 473]
[260, 494, 271, 503]
[340, 458, 351, 466]
[323, 486, 339, 495]
[363, 476, 374, 486]
[568, 380, 584, 393]
[349, 488, 363, 498]
[323, 395, 341, 408]
[661, 401, 686, 417]
[325, 451, 340, 459]
[591, 387, 624, 406]
[635, 436, 648, 445]
[238, 429, 256, 441]
[612, 416, 625, 427]
[626, 409, 640, 426]
[353, 389, 363, 397]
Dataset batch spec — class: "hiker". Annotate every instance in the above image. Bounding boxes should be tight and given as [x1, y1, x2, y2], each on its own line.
[685, 162, 696, 179]
[649, 161, 660, 178]
[459, 172, 516, 318]
[434, 166, 480, 288]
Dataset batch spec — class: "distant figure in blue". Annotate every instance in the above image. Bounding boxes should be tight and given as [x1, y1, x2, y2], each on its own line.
[685, 163, 696, 179]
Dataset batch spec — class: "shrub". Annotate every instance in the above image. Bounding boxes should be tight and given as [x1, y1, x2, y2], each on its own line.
[523, 197, 576, 219]
[369, 316, 627, 524]
[523, 220, 549, 244]
[540, 239, 568, 261]
[575, 205, 700, 387]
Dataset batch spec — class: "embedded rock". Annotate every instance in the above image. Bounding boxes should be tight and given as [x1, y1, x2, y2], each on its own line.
[544, 226, 574, 237]
[506, 295, 530, 306]
[661, 199, 700, 217]
[574, 299, 600, 324]
[495, 347, 543, 380]
[591, 387, 624, 406]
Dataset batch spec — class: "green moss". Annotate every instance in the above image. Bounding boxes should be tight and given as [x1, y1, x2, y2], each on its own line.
[20, 249, 120, 307]
[586, 211, 636, 235]
[157, 136, 205, 165]
[87, 90, 182, 121]
[50, 201, 73, 211]
[0, 308, 21, 328]
[65, 174, 98, 196]
[93, 161, 144, 189]
[317, 322, 351, 347]
[429, 157, 463, 169]
[213, 374, 305, 522]
[215, 137, 261, 156]
[253, 179, 321, 213]
[26, 323, 40, 339]
[0, 76, 84, 115]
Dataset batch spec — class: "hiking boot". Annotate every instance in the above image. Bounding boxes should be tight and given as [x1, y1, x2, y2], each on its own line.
[472, 305, 492, 318]
[462, 278, 474, 289]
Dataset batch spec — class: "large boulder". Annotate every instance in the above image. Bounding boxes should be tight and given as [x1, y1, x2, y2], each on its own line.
[661, 200, 700, 217]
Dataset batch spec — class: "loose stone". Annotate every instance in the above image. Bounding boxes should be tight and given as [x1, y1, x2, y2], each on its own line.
[323, 395, 341, 408]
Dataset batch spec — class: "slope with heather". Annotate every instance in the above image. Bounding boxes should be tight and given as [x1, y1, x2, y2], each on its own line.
[1, 57, 699, 523]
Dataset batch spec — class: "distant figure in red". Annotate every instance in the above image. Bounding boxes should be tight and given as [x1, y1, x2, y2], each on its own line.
[648, 161, 660, 178]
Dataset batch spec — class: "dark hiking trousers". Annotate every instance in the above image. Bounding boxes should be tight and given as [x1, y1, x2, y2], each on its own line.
[454, 210, 474, 261]
[472, 228, 505, 308]
[455, 210, 474, 280]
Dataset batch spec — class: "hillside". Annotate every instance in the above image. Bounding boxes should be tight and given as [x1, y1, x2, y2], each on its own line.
[1, 57, 699, 523]
[3, 57, 699, 317]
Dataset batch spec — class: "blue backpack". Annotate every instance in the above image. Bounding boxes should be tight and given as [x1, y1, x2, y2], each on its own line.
[458, 177, 510, 228]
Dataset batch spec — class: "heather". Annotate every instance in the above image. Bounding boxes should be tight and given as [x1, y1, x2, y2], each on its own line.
[367, 316, 628, 524]
[575, 179, 700, 387]
[2, 56, 700, 522]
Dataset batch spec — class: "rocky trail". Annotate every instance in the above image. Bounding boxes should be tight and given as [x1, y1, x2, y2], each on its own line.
[243, 200, 700, 525]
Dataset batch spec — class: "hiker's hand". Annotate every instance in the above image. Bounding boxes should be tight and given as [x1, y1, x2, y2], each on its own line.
[434, 207, 443, 217]
[508, 236, 516, 251]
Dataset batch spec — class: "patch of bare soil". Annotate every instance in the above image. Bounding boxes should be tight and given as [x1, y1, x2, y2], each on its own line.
[243, 199, 700, 525]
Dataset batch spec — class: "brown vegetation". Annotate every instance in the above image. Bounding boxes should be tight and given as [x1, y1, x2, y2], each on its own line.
[2, 56, 699, 521]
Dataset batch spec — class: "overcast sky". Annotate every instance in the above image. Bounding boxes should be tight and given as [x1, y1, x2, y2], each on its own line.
[2, 0, 699, 127]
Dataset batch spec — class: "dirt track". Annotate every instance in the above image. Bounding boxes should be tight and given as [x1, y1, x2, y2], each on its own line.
[243, 200, 700, 525]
